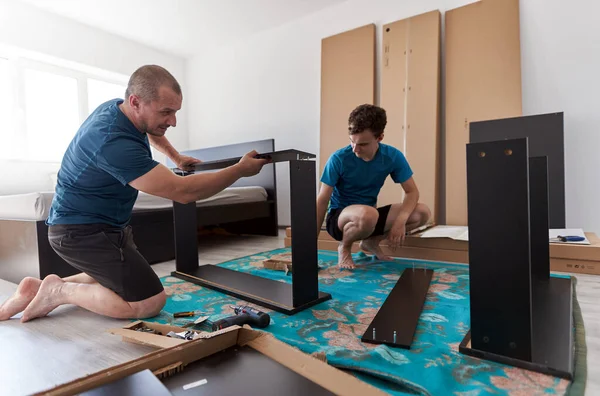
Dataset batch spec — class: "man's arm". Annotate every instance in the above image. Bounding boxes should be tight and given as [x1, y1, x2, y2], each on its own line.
[316, 183, 334, 237]
[148, 135, 200, 171]
[129, 150, 268, 204]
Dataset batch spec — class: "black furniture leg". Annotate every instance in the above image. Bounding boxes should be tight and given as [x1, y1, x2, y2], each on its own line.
[290, 160, 319, 306]
[171, 151, 331, 315]
[173, 201, 199, 273]
[459, 138, 574, 380]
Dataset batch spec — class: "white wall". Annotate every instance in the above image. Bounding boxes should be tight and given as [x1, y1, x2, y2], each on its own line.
[186, 0, 476, 226]
[520, 0, 600, 234]
[0, 0, 189, 194]
[186, 0, 600, 234]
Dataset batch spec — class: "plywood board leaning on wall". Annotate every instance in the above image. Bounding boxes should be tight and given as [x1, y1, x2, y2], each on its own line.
[319, 24, 376, 179]
[445, 0, 522, 225]
[379, 10, 441, 222]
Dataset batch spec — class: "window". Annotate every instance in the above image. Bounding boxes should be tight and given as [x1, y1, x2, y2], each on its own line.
[0, 58, 16, 159]
[24, 68, 80, 162]
[88, 78, 126, 114]
[0, 51, 128, 162]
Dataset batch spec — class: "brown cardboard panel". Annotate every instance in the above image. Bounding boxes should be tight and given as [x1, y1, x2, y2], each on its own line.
[378, 17, 408, 207]
[39, 327, 386, 396]
[445, 0, 523, 225]
[550, 258, 600, 276]
[320, 24, 375, 178]
[405, 10, 441, 222]
[246, 331, 387, 395]
[39, 328, 240, 396]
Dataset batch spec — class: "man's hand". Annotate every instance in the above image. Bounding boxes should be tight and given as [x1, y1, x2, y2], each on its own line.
[175, 154, 202, 171]
[387, 221, 406, 250]
[237, 150, 270, 177]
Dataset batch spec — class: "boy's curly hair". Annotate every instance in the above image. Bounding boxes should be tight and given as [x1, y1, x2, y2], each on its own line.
[348, 104, 387, 138]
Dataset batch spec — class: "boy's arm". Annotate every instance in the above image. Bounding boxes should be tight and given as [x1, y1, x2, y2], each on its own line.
[388, 177, 420, 248]
[316, 183, 334, 238]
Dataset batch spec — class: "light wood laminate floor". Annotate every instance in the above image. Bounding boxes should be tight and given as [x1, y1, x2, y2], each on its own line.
[0, 232, 598, 395]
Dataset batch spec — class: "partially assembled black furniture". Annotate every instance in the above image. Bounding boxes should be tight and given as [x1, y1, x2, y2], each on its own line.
[459, 137, 574, 380]
[171, 149, 332, 315]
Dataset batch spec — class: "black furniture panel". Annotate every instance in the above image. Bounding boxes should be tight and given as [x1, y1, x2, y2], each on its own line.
[470, 112, 565, 228]
[460, 137, 574, 379]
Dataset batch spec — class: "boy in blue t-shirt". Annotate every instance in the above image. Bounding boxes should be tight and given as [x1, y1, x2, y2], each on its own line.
[317, 104, 431, 269]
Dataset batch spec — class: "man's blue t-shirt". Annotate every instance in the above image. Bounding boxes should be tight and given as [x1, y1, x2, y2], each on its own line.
[46, 99, 159, 228]
[320, 143, 413, 211]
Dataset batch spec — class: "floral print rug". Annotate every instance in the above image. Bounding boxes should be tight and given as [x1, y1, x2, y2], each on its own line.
[146, 248, 585, 396]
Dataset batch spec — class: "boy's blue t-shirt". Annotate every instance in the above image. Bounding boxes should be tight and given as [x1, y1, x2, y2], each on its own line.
[46, 99, 159, 228]
[320, 143, 413, 211]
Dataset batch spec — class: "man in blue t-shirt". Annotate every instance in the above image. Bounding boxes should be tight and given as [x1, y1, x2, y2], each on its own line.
[0, 65, 269, 323]
[316, 104, 431, 269]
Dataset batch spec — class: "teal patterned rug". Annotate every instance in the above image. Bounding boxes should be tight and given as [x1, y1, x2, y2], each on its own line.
[145, 248, 585, 396]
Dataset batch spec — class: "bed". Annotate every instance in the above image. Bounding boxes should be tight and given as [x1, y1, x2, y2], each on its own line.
[0, 139, 279, 284]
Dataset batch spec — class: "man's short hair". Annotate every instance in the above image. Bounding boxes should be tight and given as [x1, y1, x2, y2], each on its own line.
[125, 65, 182, 102]
[348, 104, 387, 138]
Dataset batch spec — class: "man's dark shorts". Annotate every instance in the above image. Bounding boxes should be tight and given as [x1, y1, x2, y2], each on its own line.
[325, 205, 392, 242]
[48, 223, 164, 302]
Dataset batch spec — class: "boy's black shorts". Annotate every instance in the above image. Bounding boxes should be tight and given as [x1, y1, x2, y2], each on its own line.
[325, 205, 392, 242]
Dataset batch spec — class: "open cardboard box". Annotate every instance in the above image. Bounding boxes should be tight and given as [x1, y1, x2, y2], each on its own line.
[107, 320, 206, 349]
[36, 325, 387, 396]
[286, 227, 600, 275]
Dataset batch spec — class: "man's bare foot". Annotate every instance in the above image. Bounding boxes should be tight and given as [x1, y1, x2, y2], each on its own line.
[360, 239, 393, 261]
[21, 275, 65, 323]
[0, 277, 42, 320]
[338, 244, 356, 269]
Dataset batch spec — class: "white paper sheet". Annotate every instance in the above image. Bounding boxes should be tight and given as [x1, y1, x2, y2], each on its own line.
[419, 226, 469, 241]
[419, 226, 590, 245]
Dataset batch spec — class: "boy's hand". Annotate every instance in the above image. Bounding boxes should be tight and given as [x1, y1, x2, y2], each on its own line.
[387, 222, 406, 250]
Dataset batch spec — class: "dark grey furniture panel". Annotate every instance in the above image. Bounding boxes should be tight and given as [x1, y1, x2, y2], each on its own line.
[470, 112, 565, 228]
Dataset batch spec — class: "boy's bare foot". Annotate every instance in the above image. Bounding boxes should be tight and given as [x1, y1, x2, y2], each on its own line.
[21, 275, 65, 323]
[360, 239, 393, 261]
[338, 244, 356, 269]
[0, 277, 42, 320]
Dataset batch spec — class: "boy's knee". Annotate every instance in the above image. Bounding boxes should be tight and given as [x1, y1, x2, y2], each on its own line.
[415, 203, 432, 225]
[355, 206, 379, 231]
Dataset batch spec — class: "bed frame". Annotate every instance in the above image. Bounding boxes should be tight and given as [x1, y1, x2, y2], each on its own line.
[0, 139, 278, 284]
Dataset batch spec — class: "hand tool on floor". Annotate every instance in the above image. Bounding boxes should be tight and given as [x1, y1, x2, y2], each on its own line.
[211, 305, 271, 331]
[173, 310, 206, 318]
[551, 235, 585, 242]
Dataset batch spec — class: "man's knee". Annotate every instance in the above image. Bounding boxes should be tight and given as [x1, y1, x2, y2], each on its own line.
[130, 290, 166, 318]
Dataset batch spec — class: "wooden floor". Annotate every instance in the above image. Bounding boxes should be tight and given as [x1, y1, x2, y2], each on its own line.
[0, 231, 598, 395]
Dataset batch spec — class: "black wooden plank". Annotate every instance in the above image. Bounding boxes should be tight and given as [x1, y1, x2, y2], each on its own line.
[166, 138, 277, 199]
[187, 150, 316, 172]
[470, 112, 565, 228]
[529, 156, 551, 280]
[173, 266, 331, 315]
[163, 346, 334, 396]
[290, 160, 319, 307]
[361, 268, 433, 349]
[466, 138, 533, 361]
[80, 369, 172, 396]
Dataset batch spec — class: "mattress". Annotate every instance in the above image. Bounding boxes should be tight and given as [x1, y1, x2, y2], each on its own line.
[0, 187, 268, 221]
